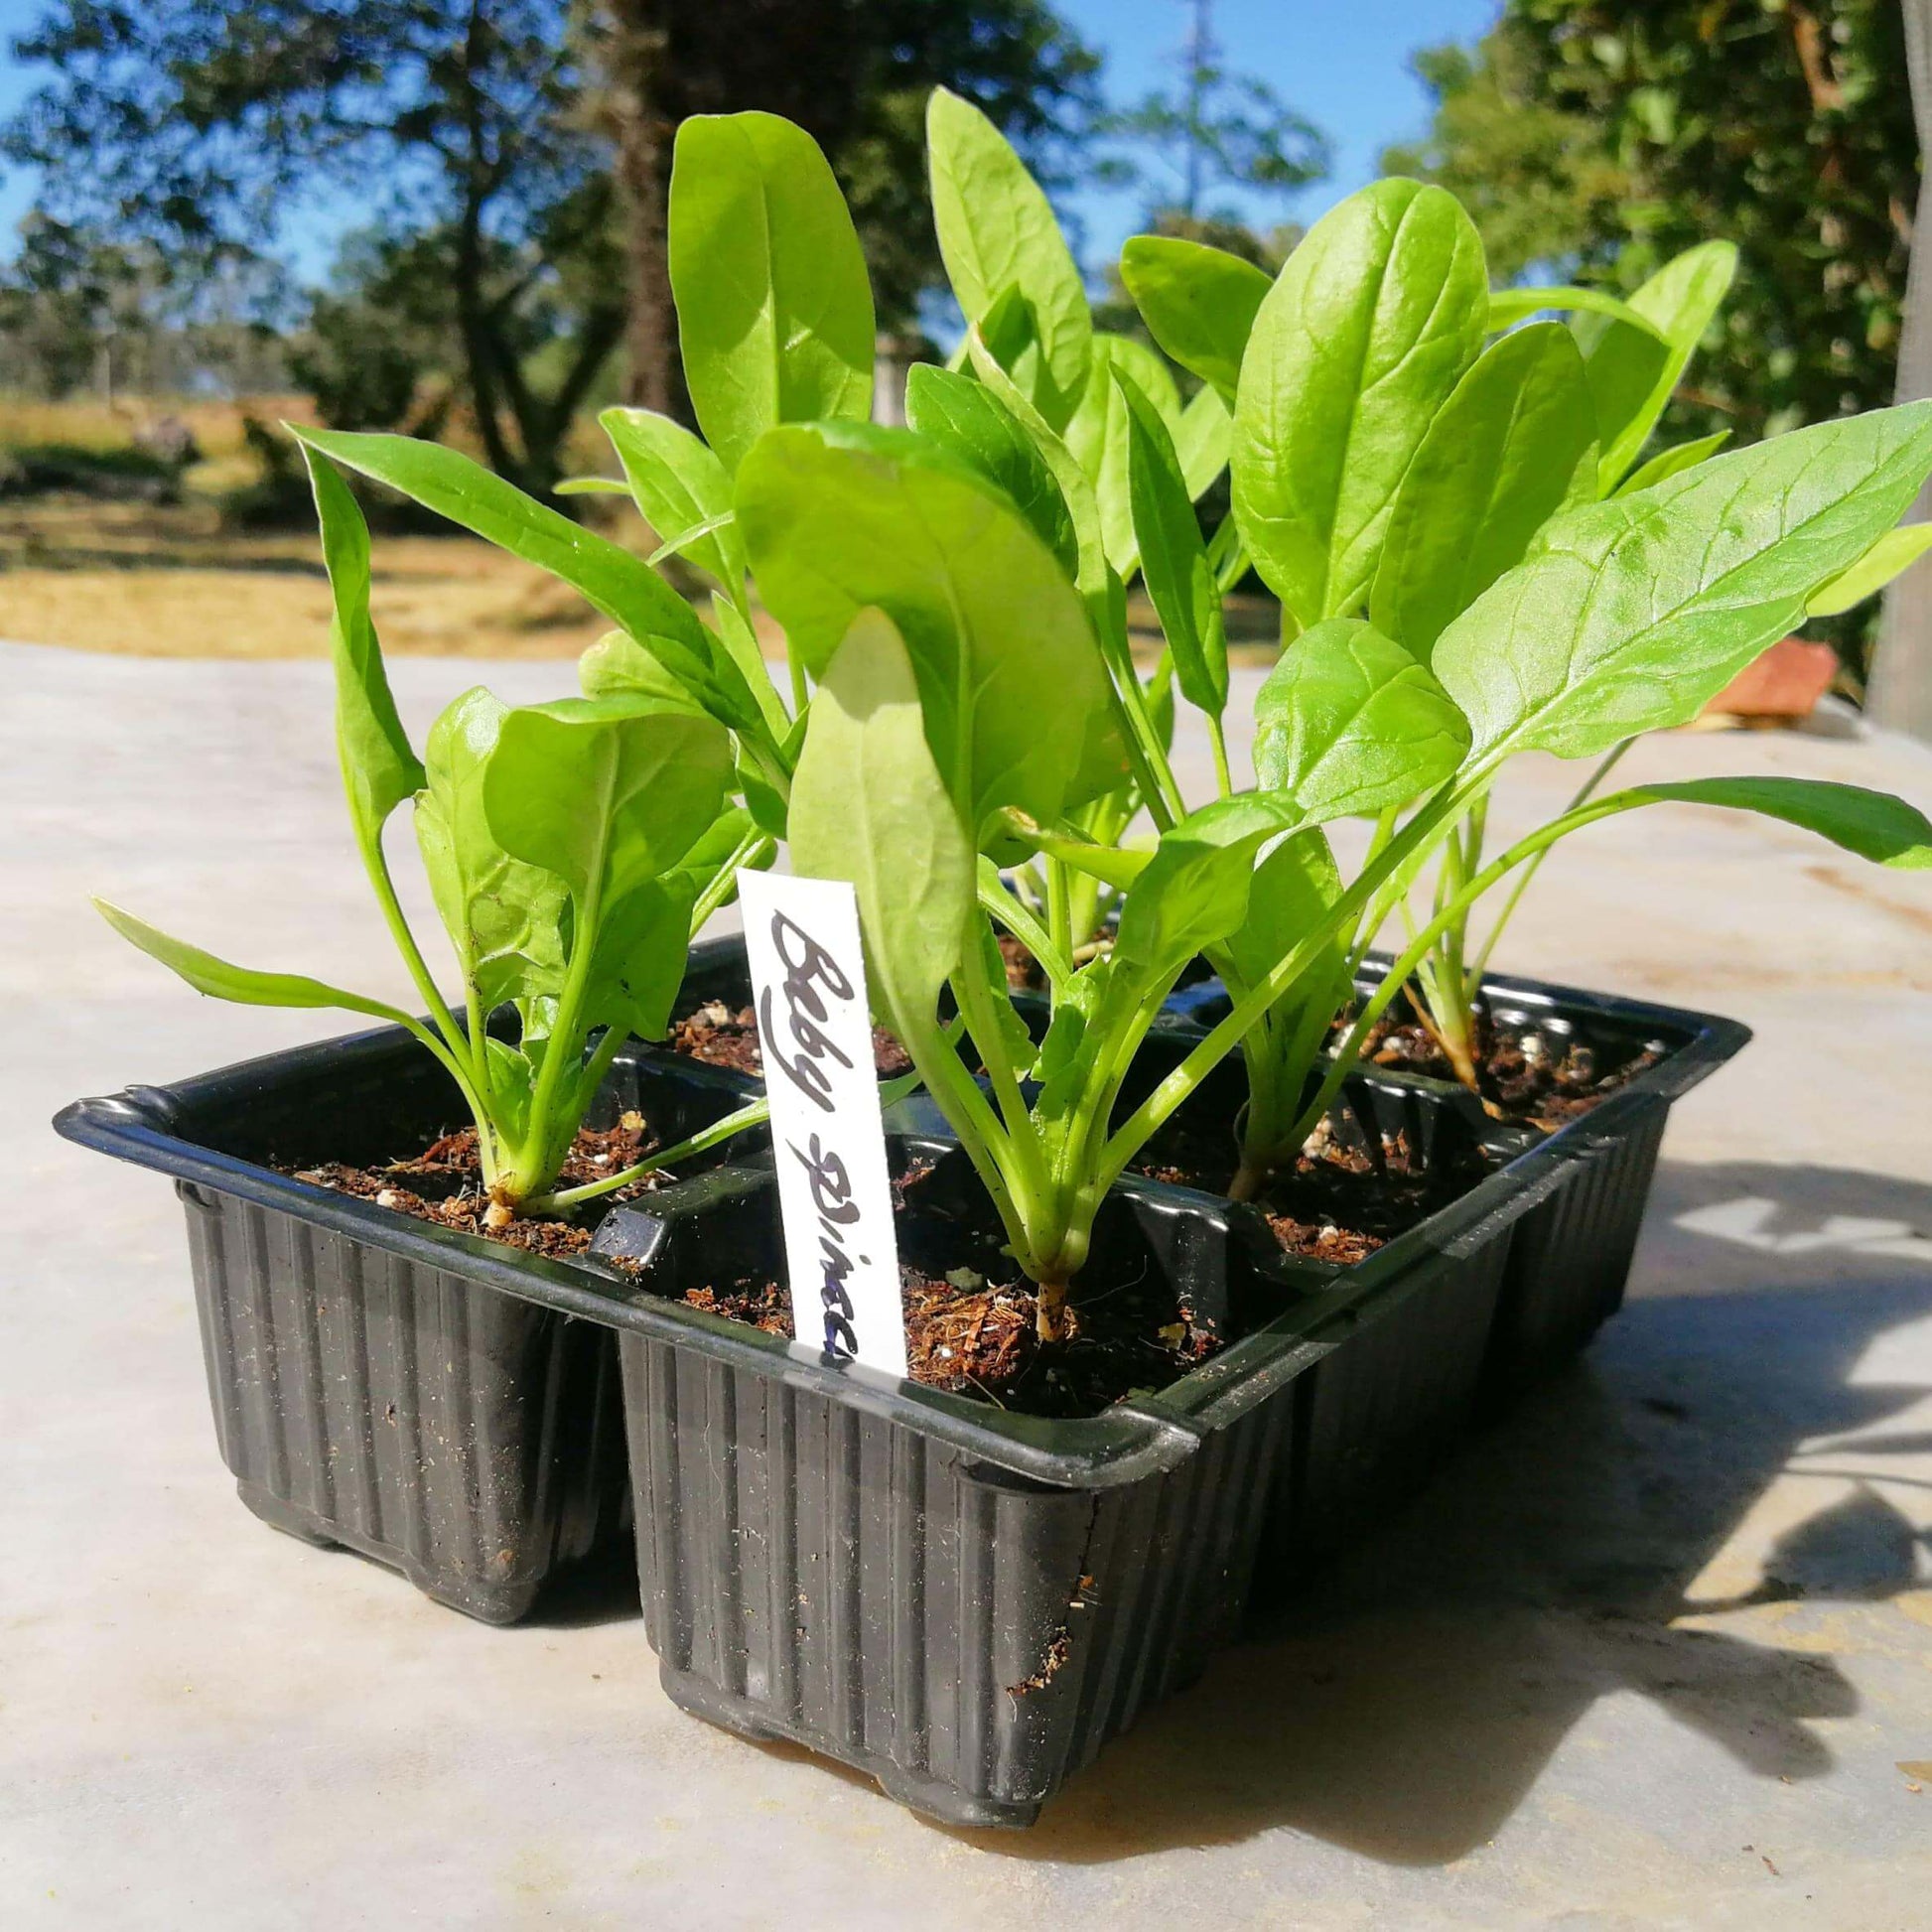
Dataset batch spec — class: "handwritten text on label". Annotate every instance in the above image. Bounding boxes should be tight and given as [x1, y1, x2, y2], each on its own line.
[738, 873, 908, 1378]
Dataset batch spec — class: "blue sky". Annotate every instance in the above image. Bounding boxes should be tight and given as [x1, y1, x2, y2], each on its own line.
[0, 0, 1499, 281]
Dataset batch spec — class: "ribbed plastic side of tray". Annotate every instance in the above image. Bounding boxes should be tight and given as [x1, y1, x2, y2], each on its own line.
[179, 1179, 630, 1623]
[1253, 1235, 1513, 1597]
[620, 1332, 1293, 1827]
[1484, 1092, 1673, 1394]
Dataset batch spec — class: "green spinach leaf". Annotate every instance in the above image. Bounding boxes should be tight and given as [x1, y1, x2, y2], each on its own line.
[1369, 321, 1597, 658]
[668, 111, 874, 475]
[1434, 402, 1932, 762]
[1232, 180, 1488, 627]
[903, 363, 1078, 575]
[414, 687, 570, 1014]
[1589, 241, 1738, 492]
[735, 422, 1120, 835]
[1120, 234, 1272, 404]
[1598, 777, 1932, 870]
[599, 406, 749, 593]
[788, 609, 977, 1031]
[1253, 617, 1471, 822]
[1118, 367, 1227, 717]
[305, 447, 423, 845]
[926, 86, 1091, 431]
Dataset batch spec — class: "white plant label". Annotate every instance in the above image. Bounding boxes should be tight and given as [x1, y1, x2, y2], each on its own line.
[738, 871, 908, 1379]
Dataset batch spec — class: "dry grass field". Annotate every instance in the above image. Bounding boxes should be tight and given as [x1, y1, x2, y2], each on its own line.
[0, 499, 616, 659]
[0, 393, 1282, 662]
[0, 392, 622, 659]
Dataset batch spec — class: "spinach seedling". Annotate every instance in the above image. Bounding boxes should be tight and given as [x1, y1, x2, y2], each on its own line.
[1203, 203, 1932, 1143]
[911, 87, 1237, 970]
[296, 108, 884, 879]
[97, 450, 758, 1217]
[1388, 250, 1932, 1101]
[753, 154, 1932, 1335]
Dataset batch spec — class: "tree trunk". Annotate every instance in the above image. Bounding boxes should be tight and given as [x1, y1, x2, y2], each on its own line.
[1870, 0, 1932, 740]
[601, 2, 678, 414]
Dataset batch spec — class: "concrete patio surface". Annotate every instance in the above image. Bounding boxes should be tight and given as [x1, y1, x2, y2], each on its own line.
[6, 637, 1932, 1929]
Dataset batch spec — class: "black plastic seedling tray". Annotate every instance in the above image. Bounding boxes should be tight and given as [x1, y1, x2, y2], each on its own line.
[54, 1029, 763, 1622]
[57, 946, 1746, 1821]
[574, 1077, 1557, 1826]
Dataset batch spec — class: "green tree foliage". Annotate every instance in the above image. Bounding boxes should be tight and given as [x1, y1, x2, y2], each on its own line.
[571, 1, 1101, 412]
[1094, 0, 1327, 226]
[6, 2, 1098, 481]
[0, 215, 154, 398]
[0, 212, 290, 402]
[5, 1, 615, 497]
[1386, 1, 1917, 444]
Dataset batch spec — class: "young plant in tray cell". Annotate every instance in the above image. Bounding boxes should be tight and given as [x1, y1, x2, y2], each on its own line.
[1373, 238, 1932, 1099]
[1108, 181, 1932, 1193]
[286, 107, 886, 894]
[910, 87, 1238, 966]
[95, 451, 753, 1219]
[748, 188, 1932, 1332]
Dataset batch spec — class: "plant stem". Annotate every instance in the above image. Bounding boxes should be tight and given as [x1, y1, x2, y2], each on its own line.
[689, 825, 775, 939]
[1468, 740, 1632, 983]
[1282, 783, 1676, 1155]
[1047, 856, 1073, 968]
[1207, 710, 1233, 799]
[1097, 633, 1180, 832]
[950, 915, 1055, 1246]
[390, 1012, 494, 1133]
[358, 826, 473, 1080]
[502, 807, 614, 1203]
[523, 1095, 773, 1214]
[462, 981, 501, 1188]
[1035, 1279, 1072, 1342]
[1097, 785, 1466, 1190]
[902, 999, 1041, 1277]
[978, 863, 1071, 989]
[577, 1022, 630, 1112]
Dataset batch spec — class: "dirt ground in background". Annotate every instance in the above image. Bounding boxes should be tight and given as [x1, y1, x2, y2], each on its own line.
[0, 499, 616, 659]
[0, 494, 1289, 661]
[0, 383, 1288, 659]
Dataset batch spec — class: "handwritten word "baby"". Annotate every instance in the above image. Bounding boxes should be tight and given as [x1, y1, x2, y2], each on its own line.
[758, 909, 854, 1116]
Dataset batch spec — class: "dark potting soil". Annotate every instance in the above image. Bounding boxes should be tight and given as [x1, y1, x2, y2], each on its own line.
[674, 1163, 1217, 1420]
[1132, 1115, 1495, 1266]
[997, 931, 1047, 991]
[669, 999, 913, 1080]
[1359, 1007, 1660, 1129]
[286, 1116, 671, 1262]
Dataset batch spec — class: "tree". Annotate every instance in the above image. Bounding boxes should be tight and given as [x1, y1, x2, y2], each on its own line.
[1388, 2, 1916, 448]
[5, 2, 618, 497]
[577, 1, 1100, 414]
[1093, 0, 1326, 253]
[0, 215, 154, 398]
[0, 211, 292, 401]
[287, 229, 463, 439]
[1387, 1, 1918, 688]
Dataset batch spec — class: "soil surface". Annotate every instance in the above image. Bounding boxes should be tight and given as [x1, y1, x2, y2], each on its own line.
[669, 998, 913, 1079]
[1358, 1007, 1661, 1129]
[674, 1163, 1217, 1419]
[1134, 1115, 1494, 1266]
[997, 932, 1046, 991]
[287, 1116, 671, 1260]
